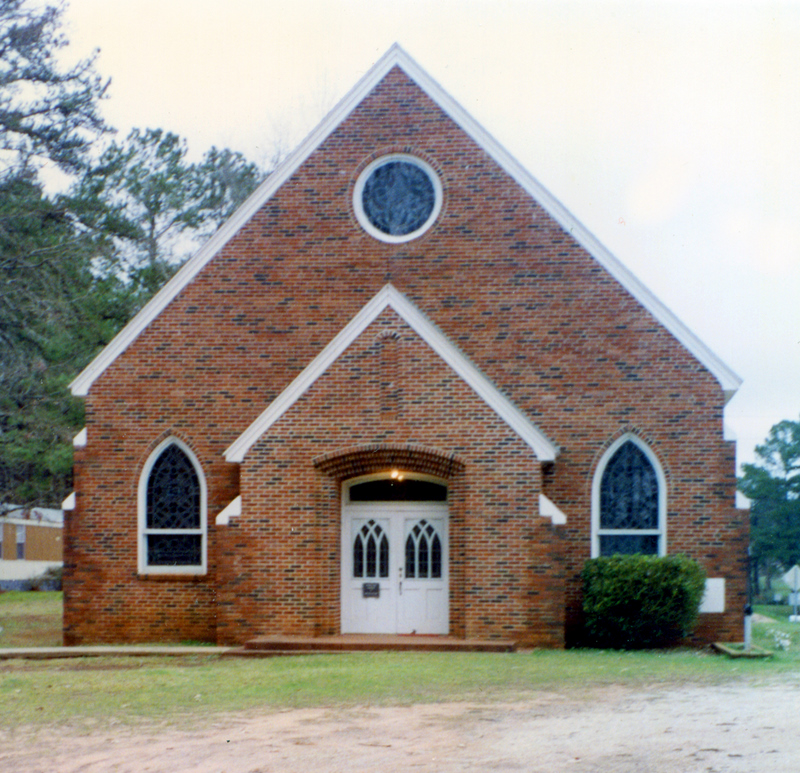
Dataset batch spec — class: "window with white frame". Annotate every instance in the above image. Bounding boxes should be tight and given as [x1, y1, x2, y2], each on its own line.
[592, 436, 666, 557]
[353, 155, 442, 243]
[16, 524, 25, 560]
[138, 439, 206, 574]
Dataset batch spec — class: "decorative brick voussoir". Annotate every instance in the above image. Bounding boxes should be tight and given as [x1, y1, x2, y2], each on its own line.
[313, 442, 466, 480]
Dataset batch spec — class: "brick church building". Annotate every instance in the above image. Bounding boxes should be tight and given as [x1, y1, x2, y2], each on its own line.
[64, 46, 746, 647]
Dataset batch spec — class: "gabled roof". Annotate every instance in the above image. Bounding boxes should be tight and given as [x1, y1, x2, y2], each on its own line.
[224, 284, 559, 463]
[70, 44, 741, 401]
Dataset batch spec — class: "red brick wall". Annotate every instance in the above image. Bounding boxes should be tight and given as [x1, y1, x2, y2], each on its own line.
[64, 66, 745, 646]
[215, 311, 562, 646]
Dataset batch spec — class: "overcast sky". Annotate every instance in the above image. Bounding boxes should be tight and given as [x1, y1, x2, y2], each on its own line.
[60, 0, 800, 470]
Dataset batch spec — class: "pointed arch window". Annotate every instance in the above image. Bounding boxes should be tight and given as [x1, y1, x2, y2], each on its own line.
[592, 436, 666, 557]
[405, 519, 442, 579]
[138, 439, 207, 574]
[353, 519, 389, 579]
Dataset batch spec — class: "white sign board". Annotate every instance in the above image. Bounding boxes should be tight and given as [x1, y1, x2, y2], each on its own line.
[782, 565, 800, 591]
[699, 578, 725, 613]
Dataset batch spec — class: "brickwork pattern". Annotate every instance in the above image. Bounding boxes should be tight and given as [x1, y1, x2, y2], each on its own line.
[64, 66, 745, 646]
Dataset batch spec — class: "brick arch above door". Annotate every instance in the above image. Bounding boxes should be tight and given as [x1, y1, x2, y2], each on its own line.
[312, 442, 465, 482]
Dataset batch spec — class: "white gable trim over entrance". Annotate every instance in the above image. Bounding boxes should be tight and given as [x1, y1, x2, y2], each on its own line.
[70, 44, 740, 401]
[224, 284, 558, 463]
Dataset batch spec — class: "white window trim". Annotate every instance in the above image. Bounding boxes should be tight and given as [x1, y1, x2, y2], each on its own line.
[353, 154, 443, 243]
[16, 524, 26, 560]
[137, 437, 208, 575]
[591, 434, 667, 558]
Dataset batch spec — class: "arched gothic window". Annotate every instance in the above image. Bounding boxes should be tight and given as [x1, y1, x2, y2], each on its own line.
[138, 439, 206, 574]
[353, 519, 389, 579]
[405, 519, 442, 579]
[592, 436, 666, 557]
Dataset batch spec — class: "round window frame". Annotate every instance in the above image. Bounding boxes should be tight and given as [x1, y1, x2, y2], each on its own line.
[353, 154, 443, 244]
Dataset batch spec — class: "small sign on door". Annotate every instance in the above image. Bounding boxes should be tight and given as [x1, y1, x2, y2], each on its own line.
[362, 582, 380, 598]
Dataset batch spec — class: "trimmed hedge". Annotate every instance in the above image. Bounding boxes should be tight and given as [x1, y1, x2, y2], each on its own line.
[582, 554, 706, 649]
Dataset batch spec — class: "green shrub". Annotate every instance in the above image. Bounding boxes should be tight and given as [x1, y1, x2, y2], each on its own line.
[30, 566, 63, 591]
[582, 554, 706, 649]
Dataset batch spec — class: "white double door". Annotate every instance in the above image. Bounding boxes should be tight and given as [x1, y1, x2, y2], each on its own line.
[341, 503, 449, 634]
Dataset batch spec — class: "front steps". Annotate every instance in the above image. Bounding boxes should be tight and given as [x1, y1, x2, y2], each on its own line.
[224, 634, 516, 657]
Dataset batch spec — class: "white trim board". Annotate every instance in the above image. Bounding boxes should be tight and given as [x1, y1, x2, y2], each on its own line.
[215, 496, 242, 526]
[539, 494, 567, 526]
[225, 284, 558, 463]
[70, 43, 740, 402]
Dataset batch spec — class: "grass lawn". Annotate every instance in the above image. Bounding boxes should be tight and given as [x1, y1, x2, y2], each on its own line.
[1, 592, 799, 730]
[0, 590, 63, 647]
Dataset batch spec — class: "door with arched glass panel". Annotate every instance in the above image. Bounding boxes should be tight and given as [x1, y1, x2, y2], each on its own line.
[341, 475, 448, 634]
[397, 513, 447, 633]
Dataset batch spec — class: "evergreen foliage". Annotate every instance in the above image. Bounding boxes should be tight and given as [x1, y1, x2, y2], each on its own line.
[0, 1, 111, 507]
[0, 2, 267, 506]
[71, 129, 263, 298]
[582, 554, 706, 649]
[0, 172, 131, 505]
[738, 417, 800, 594]
[0, 0, 109, 175]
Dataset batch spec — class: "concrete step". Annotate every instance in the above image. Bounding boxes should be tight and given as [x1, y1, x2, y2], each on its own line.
[239, 635, 516, 654]
[222, 648, 351, 658]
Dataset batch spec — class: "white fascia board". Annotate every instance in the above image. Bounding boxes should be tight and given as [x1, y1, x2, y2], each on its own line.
[225, 284, 558, 463]
[390, 289, 559, 461]
[215, 495, 242, 526]
[394, 48, 742, 402]
[62, 492, 76, 511]
[69, 48, 410, 398]
[73, 428, 87, 448]
[539, 493, 567, 526]
[69, 43, 740, 403]
[68, 109, 334, 396]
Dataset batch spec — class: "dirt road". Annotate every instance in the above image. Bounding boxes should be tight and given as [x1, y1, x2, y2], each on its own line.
[2, 681, 797, 772]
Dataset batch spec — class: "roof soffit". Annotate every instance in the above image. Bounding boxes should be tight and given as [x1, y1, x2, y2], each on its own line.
[69, 43, 740, 402]
[224, 283, 559, 463]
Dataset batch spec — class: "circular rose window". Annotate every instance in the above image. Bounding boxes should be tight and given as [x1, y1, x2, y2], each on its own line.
[354, 155, 442, 243]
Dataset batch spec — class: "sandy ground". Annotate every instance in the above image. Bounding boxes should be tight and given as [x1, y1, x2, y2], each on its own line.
[2, 681, 798, 773]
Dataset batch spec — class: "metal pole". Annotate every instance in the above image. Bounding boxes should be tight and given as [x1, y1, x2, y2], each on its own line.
[744, 544, 753, 649]
[788, 566, 800, 623]
[744, 604, 752, 651]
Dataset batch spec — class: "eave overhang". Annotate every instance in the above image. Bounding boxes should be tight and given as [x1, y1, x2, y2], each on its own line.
[70, 43, 740, 403]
